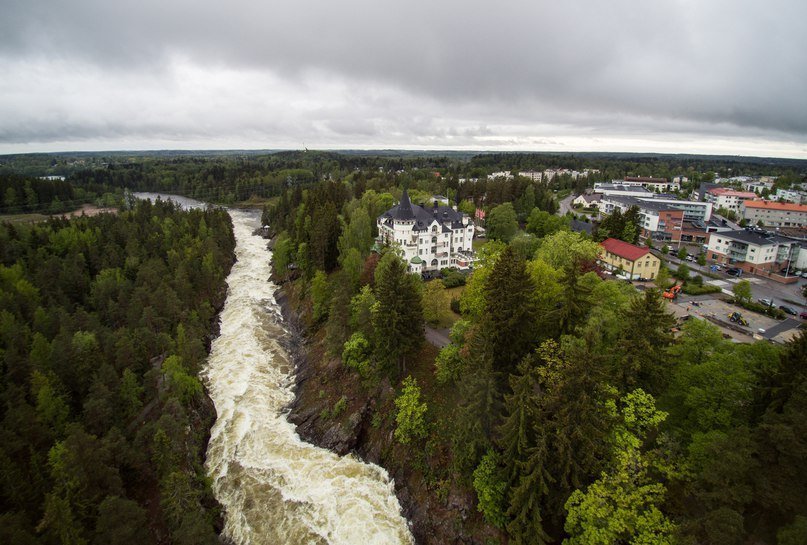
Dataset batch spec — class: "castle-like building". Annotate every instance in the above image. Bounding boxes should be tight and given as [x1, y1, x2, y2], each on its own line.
[377, 190, 476, 274]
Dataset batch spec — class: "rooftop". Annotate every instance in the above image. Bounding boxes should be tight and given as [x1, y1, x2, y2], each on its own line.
[743, 200, 807, 212]
[600, 238, 651, 261]
[707, 188, 757, 198]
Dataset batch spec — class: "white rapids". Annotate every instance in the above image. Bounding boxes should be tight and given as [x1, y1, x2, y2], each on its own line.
[203, 209, 413, 545]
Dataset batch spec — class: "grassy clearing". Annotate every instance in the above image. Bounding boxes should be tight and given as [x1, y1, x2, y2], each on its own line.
[0, 212, 51, 224]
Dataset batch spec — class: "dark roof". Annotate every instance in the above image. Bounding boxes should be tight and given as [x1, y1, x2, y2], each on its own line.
[716, 229, 786, 246]
[387, 189, 415, 220]
[380, 190, 466, 231]
[600, 238, 651, 261]
[570, 219, 594, 235]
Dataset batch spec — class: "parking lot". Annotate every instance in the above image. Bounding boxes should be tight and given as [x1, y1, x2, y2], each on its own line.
[666, 294, 803, 344]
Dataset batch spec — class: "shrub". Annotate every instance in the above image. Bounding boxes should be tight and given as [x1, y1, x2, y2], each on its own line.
[472, 450, 507, 529]
[434, 344, 464, 384]
[394, 376, 428, 444]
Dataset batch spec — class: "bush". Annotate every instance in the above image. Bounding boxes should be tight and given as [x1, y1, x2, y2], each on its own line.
[342, 333, 372, 378]
[731, 299, 786, 319]
[394, 376, 429, 444]
[441, 268, 467, 288]
[472, 450, 507, 529]
[450, 298, 461, 315]
[682, 283, 721, 295]
[435, 344, 464, 384]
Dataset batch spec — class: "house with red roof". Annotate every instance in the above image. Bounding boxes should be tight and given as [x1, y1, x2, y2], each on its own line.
[598, 238, 661, 280]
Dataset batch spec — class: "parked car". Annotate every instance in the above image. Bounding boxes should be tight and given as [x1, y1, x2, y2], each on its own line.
[758, 298, 773, 307]
[780, 305, 798, 316]
[726, 268, 742, 277]
[710, 264, 722, 272]
[800, 311, 807, 320]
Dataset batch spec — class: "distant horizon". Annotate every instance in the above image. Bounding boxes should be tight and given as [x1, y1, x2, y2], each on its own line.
[3, 146, 807, 164]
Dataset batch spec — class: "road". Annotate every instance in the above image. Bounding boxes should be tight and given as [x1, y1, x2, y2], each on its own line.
[661, 251, 807, 313]
[424, 326, 450, 348]
[557, 193, 575, 216]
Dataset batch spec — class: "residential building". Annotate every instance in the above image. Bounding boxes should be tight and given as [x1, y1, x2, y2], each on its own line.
[598, 238, 661, 280]
[598, 194, 713, 242]
[622, 176, 680, 192]
[774, 189, 807, 204]
[487, 171, 514, 180]
[593, 183, 655, 198]
[573, 193, 602, 207]
[377, 190, 476, 274]
[706, 230, 803, 275]
[704, 188, 757, 214]
[741, 200, 807, 228]
[743, 180, 774, 194]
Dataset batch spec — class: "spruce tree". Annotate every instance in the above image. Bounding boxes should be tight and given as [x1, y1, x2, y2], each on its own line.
[372, 252, 423, 378]
[614, 289, 675, 393]
[483, 246, 538, 376]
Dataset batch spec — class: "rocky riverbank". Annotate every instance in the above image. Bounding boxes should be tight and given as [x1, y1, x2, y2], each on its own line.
[276, 279, 498, 545]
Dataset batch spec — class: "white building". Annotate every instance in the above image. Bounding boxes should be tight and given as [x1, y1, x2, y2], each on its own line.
[622, 176, 680, 192]
[706, 230, 804, 275]
[705, 188, 757, 214]
[593, 183, 656, 198]
[774, 189, 807, 204]
[377, 190, 476, 274]
[743, 180, 774, 194]
[487, 171, 514, 180]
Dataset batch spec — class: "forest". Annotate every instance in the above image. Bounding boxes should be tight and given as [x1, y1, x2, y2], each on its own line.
[265, 174, 807, 545]
[1, 149, 806, 544]
[0, 199, 235, 544]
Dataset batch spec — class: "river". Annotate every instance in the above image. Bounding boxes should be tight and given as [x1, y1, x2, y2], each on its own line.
[200, 208, 413, 545]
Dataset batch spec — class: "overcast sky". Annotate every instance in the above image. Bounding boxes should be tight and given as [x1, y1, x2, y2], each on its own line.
[2, 0, 806, 158]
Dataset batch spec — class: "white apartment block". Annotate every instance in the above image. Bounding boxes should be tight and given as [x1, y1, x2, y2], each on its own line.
[774, 189, 807, 204]
[621, 177, 680, 192]
[377, 190, 476, 274]
[705, 188, 757, 214]
[707, 230, 804, 274]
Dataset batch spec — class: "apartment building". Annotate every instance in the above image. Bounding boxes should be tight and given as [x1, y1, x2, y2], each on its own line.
[741, 200, 807, 228]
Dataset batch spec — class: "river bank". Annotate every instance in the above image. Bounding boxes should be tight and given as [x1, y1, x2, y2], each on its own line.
[276, 276, 498, 545]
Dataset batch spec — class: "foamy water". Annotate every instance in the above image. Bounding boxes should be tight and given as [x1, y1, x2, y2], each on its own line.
[203, 209, 413, 545]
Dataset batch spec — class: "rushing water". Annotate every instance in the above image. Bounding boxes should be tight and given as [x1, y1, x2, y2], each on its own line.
[203, 209, 413, 545]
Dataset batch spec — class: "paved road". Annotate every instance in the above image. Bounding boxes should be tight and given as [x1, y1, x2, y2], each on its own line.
[661, 251, 807, 312]
[424, 326, 450, 348]
[761, 318, 802, 340]
[557, 194, 575, 216]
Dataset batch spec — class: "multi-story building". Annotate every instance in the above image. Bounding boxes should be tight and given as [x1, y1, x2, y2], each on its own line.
[743, 180, 774, 194]
[622, 176, 680, 192]
[706, 230, 804, 275]
[774, 189, 807, 204]
[598, 238, 661, 280]
[741, 200, 807, 227]
[377, 190, 476, 274]
[704, 188, 757, 214]
[598, 195, 714, 243]
[593, 183, 656, 198]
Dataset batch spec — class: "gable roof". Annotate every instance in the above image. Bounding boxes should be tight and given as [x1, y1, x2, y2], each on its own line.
[600, 238, 651, 261]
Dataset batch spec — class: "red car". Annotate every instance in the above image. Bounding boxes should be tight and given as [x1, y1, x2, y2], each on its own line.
[801, 311, 807, 320]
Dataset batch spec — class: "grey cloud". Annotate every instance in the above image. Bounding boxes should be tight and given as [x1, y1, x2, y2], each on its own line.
[1, 0, 806, 153]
